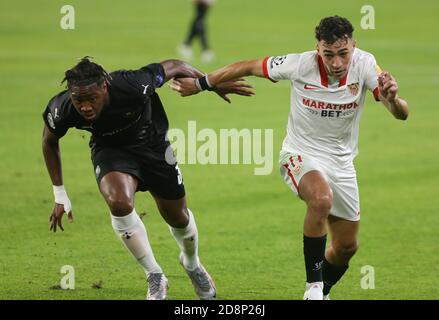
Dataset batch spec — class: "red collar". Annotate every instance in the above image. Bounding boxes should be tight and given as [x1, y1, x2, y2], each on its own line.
[317, 55, 348, 87]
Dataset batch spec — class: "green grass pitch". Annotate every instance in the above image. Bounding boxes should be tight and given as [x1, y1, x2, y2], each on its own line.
[0, 0, 438, 299]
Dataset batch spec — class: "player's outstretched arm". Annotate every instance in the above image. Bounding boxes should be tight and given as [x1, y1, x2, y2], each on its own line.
[169, 59, 263, 98]
[42, 125, 73, 232]
[378, 71, 409, 120]
[208, 59, 265, 87]
[162, 59, 254, 103]
[160, 59, 205, 82]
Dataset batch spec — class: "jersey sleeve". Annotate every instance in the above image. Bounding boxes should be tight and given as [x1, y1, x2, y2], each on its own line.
[262, 54, 301, 82]
[42, 97, 70, 137]
[43, 91, 76, 138]
[123, 63, 166, 98]
[363, 54, 382, 101]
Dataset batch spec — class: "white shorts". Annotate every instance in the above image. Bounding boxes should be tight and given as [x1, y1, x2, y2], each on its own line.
[279, 148, 360, 221]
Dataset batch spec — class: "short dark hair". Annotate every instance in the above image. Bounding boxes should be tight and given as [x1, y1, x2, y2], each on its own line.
[315, 16, 354, 44]
[61, 56, 111, 88]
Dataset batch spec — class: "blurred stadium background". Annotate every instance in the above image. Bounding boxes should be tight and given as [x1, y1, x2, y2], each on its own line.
[0, 0, 438, 299]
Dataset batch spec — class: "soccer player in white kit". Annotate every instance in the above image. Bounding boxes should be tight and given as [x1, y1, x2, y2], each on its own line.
[170, 16, 409, 299]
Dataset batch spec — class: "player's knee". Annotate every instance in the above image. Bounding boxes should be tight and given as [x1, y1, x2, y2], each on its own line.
[107, 197, 134, 216]
[308, 194, 333, 216]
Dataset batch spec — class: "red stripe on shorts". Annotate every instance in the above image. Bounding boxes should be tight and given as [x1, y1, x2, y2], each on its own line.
[289, 156, 295, 167]
[283, 163, 299, 192]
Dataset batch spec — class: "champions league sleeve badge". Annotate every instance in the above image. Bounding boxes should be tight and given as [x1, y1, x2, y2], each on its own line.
[270, 55, 287, 68]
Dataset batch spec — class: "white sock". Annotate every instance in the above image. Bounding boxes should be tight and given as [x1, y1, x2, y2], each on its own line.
[169, 209, 200, 271]
[111, 209, 162, 275]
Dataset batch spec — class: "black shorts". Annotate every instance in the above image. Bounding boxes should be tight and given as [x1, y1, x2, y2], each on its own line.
[91, 142, 185, 200]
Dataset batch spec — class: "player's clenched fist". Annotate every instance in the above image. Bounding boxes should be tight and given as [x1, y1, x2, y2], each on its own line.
[378, 71, 399, 102]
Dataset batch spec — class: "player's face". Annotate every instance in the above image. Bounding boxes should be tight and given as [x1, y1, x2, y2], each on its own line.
[70, 82, 109, 121]
[317, 38, 356, 80]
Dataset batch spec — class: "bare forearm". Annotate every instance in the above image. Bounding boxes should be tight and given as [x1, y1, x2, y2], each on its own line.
[42, 128, 63, 186]
[208, 60, 264, 87]
[43, 141, 63, 185]
[168, 59, 259, 99]
[381, 95, 409, 120]
[161, 59, 204, 82]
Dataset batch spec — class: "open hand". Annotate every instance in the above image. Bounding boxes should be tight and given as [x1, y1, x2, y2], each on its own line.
[49, 201, 73, 232]
[213, 78, 254, 103]
[169, 77, 255, 103]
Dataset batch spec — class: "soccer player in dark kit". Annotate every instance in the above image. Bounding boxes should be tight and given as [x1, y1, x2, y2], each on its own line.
[42, 57, 253, 299]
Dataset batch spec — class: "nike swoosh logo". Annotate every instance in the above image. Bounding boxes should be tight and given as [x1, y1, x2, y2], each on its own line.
[304, 84, 320, 90]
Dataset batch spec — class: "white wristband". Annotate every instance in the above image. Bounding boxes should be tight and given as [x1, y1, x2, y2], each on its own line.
[205, 75, 212, 89]
[53, 185, 72, 213]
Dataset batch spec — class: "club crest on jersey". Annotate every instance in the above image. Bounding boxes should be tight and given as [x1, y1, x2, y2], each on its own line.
[270, 55, 287, 68]
[348, 82, 360, 96]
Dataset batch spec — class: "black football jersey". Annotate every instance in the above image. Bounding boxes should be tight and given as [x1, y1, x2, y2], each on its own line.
[42, 63, 169, 147]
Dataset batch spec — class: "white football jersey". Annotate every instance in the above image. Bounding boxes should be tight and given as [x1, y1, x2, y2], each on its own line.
[264, 48, 381, 166]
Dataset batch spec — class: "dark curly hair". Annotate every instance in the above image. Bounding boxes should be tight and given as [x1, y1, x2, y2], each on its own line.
[61, 56, 112, 88]
[315, 16, 354, 44]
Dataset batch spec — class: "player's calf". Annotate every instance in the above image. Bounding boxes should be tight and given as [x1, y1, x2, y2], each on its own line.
[169, 209, 200, 271]
[322, 243, 358, 297]
[154, 195, 189, 228]
[331, 242, 359, 265]
[111, 209, 163, 279]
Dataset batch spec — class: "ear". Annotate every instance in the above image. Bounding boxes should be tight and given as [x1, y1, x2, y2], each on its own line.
[101, 81, 108, 92]
[316, 42, 323, 58]
[352, 39, 357, 49]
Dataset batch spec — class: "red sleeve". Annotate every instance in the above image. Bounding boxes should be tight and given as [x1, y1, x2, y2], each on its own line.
[373, 87, 380, 101]
[262, 57, 277, 83]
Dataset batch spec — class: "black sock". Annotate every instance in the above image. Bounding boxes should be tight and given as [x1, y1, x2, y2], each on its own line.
[303, 234, 327, 283]
[322, 257, 349, 295]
